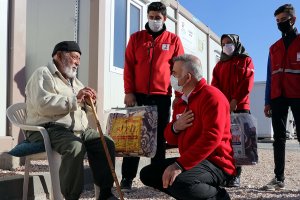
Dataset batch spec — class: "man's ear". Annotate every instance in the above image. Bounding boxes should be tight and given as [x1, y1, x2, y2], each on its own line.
[163, 15, 167, 22]
[56, 51, 63, 60]
[187, 73, 192, 82]
[53, 52, 64, 68]
[52, 54, 58, 61]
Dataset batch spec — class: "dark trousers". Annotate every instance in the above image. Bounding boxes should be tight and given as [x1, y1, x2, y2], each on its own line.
[140, 158, 229, 200]
[271, 97, 300, 181]
[27, 125, 115, 200]
[121, 93, 171, 180]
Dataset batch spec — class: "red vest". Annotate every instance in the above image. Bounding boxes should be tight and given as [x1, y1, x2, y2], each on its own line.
[270, 35, 300, 99]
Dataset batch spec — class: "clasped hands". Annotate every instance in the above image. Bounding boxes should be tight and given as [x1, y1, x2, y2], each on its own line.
[77, 87, 97, 105]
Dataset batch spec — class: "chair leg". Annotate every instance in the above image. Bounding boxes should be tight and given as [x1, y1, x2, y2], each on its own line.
[23, 157, 30, 200]
[48, 152, 63, 200]
[94, 184, 100, 200]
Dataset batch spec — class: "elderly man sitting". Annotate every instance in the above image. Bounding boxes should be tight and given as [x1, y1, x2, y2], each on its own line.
[25, 41, 117, 200]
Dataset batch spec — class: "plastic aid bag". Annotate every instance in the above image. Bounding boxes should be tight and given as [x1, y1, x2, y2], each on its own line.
[106, 106, 158, 157]
[230, 113, 258, 165]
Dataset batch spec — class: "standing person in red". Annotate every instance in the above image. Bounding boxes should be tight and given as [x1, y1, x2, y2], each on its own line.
[140, 54, 236, 200]
[211, 34, 254, 187]
[263, 4, 300, 191]
[122, 2, 184, 191]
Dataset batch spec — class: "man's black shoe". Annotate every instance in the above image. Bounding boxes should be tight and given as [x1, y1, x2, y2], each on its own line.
[216, 187, 231, 200]
[120, 178, 133, 192]
[226, 176, 240, 187]
[98, 188, 119, 200]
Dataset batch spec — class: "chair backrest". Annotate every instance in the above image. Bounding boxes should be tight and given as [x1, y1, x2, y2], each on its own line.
[6, 103, 28, 127]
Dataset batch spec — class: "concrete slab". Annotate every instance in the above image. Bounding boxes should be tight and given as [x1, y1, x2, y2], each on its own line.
[0, 166, 94, 200]
[0, 157, 151, 200]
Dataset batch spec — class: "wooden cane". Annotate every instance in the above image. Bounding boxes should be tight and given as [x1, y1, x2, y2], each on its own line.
[87, 97, 124, 200]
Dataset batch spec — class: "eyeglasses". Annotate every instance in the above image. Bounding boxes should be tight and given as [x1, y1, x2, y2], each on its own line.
[65, 52, 80, 62]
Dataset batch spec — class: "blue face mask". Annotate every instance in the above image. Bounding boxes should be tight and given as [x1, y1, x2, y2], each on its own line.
[170, 75, 184, 92]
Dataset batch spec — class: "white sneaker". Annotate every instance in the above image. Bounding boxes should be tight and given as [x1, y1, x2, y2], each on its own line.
[261, 178, 285, 191]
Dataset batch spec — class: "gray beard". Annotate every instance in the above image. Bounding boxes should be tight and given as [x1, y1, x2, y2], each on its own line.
[63, 66, 77, 79]
[61, 58, 77, 78]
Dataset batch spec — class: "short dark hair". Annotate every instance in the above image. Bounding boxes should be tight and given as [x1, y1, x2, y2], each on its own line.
[147, 2, 167, 16]
[274, 4, 295, 17]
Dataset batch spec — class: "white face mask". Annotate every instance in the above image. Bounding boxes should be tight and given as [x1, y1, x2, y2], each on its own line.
[222, 43, 235, 56]
[148, 19, 164, 32]
[170, 75, 184, 93]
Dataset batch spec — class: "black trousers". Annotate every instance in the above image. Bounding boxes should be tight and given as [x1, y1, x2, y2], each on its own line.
[140, 158, 230, 200]
[271, 97, 300, 181]
[121, 93, 171, 180]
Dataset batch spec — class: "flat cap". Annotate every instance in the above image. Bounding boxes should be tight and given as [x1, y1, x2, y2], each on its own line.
[52, 41, 81, 57]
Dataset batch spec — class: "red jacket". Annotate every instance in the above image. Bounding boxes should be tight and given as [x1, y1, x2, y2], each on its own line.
[269, 35, 300, 99]
[211, 56, 254, 111]
[165, 79, 236, 176]
[124, 30, 184, 95]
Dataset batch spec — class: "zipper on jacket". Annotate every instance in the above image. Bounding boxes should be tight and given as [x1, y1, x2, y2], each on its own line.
[147, 39, 155, 95]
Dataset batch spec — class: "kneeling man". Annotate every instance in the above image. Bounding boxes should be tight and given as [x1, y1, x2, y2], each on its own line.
[140, 54, 236, 200]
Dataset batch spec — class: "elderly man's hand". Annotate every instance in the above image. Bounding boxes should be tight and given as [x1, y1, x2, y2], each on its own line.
[173, 109, 194, 132]
[77, 87, 97, 105]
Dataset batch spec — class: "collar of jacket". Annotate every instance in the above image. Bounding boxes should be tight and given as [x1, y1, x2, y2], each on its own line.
[282, 27, 298, 49]
[48, 60, 59, 74]
[177, 78, 207, 104]
[282, 27, 298, 37]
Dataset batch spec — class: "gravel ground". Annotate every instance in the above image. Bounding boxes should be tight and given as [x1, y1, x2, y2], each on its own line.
[1, 140, 299, 200]
[82, 140, 300, 200]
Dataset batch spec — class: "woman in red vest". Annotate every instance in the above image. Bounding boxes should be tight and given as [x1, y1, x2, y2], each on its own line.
[211, 34, 254, 188]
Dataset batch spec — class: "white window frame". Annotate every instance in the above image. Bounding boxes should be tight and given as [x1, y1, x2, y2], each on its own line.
[110, 0, 146, 74]
[128, 0, 142, 36]
[0, 0, 8, 136]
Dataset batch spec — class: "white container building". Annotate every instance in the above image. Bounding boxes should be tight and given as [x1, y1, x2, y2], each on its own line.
[0, 0, 221, 168]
